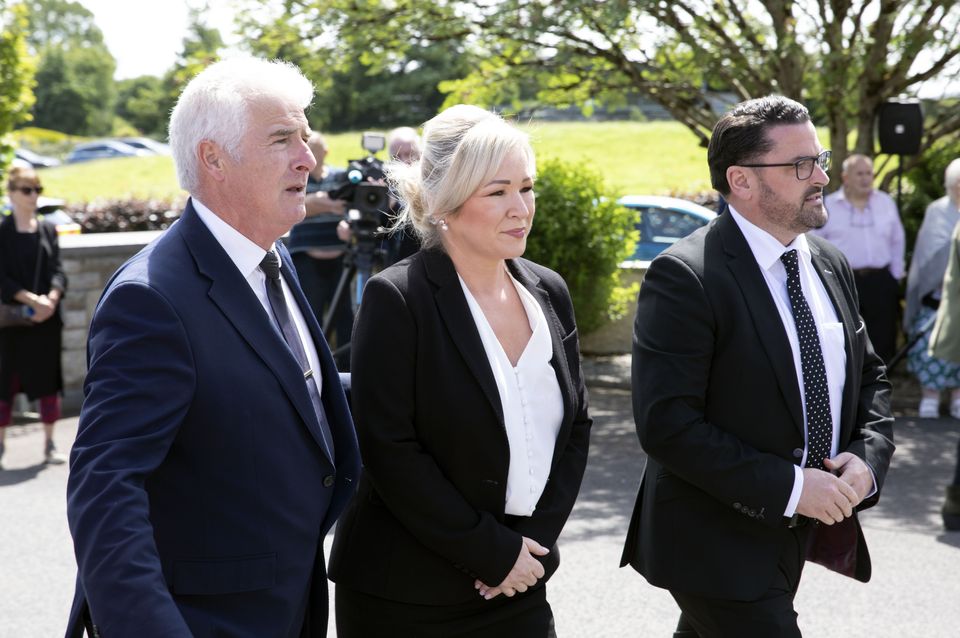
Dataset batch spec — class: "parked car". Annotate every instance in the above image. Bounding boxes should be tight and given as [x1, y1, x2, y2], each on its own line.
[117, 136, 171, 155]
[65, 140, 151, 164]
[619, 195, 717, 262]
[15, 147, 61, 168]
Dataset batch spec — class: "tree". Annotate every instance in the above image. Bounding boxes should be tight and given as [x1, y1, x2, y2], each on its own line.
[116, 75, 168, 137]
[236, 1, 474, 131]
[248, 0, 960, 185]
[23, 0, 116, 135]
[0, 1, 36, 191]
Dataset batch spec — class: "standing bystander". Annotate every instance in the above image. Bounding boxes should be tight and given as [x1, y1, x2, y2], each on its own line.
[904, 159, 960, 418]
[812, 154, 905, 363]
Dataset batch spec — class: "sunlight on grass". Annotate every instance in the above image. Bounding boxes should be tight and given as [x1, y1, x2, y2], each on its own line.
[34, 121, 714, 205]
[41, 155, 183, 204]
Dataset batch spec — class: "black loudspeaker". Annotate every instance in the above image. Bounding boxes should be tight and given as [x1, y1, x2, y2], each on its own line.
[878, 100, 923, 155]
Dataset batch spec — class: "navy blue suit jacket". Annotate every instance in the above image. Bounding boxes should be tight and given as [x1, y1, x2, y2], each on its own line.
[66, 202, 360, 637]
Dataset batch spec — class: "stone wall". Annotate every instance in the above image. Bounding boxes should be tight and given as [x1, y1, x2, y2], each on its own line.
[58, 231, 162, 411]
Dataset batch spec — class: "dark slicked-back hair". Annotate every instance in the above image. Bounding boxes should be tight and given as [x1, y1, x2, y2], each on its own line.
[707, 95, 811, 196]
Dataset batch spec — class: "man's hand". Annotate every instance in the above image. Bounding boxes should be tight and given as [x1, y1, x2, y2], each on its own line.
[824, 452, 873, 503]
[305, 191, 346, 217]
[796, 467, 859, 525]
[475, 537, 549, 600]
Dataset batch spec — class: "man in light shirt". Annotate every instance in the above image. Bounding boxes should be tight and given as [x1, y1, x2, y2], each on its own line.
[622, 96, 894, 637]
[813, 154, 905, 363]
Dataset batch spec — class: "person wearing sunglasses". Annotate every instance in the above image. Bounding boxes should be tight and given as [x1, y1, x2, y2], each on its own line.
[622, 95, 894, 637]
[0, 166, 68, 468]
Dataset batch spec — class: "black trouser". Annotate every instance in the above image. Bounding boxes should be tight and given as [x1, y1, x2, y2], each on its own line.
[670, 524, 815, 638]
[853, 267, 900, 364]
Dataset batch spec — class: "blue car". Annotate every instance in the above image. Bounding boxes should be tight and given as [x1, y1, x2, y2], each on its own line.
[619, 195, 717, 262]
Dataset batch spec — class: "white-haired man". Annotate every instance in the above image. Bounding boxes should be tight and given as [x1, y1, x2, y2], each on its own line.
[66, 57, 360, 638]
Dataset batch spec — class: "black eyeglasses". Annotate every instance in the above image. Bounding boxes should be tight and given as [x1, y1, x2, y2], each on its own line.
[739, 150, 832, 181]
[13, 186, 43, 195]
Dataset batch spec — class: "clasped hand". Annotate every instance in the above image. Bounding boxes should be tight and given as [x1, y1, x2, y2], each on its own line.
[474, 536, 548, 600]
[797, 452, 872, 525]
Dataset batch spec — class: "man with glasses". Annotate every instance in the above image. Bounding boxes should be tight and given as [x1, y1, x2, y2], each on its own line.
[812, 154, 905, 363]
[621, 95, 894, 637]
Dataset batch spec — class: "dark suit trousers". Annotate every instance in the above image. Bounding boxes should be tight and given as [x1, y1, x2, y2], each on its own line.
[670, 524, 816, 638]
[853, 268, 899, 364]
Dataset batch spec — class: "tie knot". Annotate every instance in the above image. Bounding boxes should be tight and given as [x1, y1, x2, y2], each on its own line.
[260, 251, 281, 281]
[780, 249, 799, 275]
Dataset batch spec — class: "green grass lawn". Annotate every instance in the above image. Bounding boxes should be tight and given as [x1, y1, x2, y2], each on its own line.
[33, 120, 713, 205]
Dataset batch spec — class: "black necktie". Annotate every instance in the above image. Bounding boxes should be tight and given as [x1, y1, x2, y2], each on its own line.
[780, 249, 831, 471]
[260, 251, 335, 458]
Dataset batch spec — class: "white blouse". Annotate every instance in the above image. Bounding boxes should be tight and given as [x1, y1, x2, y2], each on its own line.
[459, 271, 564, 516]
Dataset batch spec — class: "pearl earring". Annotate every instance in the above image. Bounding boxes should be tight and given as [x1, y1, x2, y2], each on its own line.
[438, 218, 449, 231]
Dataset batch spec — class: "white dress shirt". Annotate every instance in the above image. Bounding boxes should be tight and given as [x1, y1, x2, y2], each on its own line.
[728, 206, 846, 516]
[192, 197, 322, 393]
[459, 270, 564, 516]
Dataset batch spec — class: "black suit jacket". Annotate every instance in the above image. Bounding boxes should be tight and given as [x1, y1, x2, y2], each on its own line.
[621, 211, 895, 601]
[66, 202, 360, 637]
[328, 249, 592, 605]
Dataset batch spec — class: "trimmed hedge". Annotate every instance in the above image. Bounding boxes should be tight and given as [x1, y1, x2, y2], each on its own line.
[524, 158, 638, 335]
[61, 197, 184, 233]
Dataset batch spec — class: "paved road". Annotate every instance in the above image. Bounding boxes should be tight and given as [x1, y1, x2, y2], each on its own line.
[2, 384, 959, 636]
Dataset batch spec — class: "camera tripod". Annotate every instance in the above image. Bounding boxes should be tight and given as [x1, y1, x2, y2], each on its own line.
[322, 226, 388, 362]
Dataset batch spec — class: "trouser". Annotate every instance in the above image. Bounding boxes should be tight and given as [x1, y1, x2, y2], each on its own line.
[853, 267, 900, 364]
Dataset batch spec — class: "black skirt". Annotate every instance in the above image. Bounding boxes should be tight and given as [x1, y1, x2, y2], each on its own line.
[335, 583, 556, 638]
[0, 316, 63, 399]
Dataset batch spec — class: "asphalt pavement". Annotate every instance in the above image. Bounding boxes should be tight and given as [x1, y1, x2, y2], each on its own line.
[2, 357, 959, 636]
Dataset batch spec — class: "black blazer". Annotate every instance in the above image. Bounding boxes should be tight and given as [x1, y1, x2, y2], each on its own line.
[621, 211, 895, 600]
[328, 249, 592, 605]
[0, 215, 66, 302]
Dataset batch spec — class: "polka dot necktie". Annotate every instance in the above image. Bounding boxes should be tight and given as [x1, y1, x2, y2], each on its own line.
[780, 249, 831, 471]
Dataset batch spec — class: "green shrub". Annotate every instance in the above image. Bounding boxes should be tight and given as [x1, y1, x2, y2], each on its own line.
[524, 158, 638, 334]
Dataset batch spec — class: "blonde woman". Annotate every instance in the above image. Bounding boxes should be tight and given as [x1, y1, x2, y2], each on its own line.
[329, 105, 592, 637]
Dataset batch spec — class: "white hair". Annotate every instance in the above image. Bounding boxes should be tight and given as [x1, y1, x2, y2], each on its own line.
[387, 105, 535, 250]
[945, 159, 960, 192]
[168, 56, 314, 194]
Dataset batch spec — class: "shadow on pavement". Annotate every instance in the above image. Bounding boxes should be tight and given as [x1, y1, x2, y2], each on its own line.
[0, 462, 49, 486]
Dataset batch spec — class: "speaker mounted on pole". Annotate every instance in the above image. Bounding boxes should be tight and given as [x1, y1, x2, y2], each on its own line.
[877, 99, 923, 156]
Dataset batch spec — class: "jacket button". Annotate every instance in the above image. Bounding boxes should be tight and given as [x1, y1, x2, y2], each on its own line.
[792, 448, 803, 459]
[733, 502, 742, 511]
[323, 475, 335, 488]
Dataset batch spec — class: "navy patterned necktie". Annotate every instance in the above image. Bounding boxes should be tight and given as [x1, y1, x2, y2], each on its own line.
[260, 251, 335, 458]
[780, 249, 831, 470]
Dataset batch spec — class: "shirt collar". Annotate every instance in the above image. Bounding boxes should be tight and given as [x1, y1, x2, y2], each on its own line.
[191, 197, 274, 278]
[727, 204, 811, 272]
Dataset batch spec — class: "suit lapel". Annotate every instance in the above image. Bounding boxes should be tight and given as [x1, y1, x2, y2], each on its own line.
[177, 204, 334, 461]
[423, 250, 505, 428]
[809, 241, 858, 440]
[718, 214, 805, 434]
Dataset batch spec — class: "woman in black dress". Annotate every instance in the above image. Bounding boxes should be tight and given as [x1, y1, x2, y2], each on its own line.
[0, 166, 68, 468]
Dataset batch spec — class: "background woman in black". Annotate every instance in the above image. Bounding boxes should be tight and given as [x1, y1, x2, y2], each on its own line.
[0, 166, 68, 468]
[329, 105, 592, 637]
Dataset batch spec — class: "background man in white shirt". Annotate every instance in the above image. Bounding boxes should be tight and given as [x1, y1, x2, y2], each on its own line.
[813, 154, 906, 363]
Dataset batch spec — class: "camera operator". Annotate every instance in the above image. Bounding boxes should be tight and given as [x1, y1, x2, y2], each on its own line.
[334, 126, 423, 266]
[287, 131, 353, 370]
